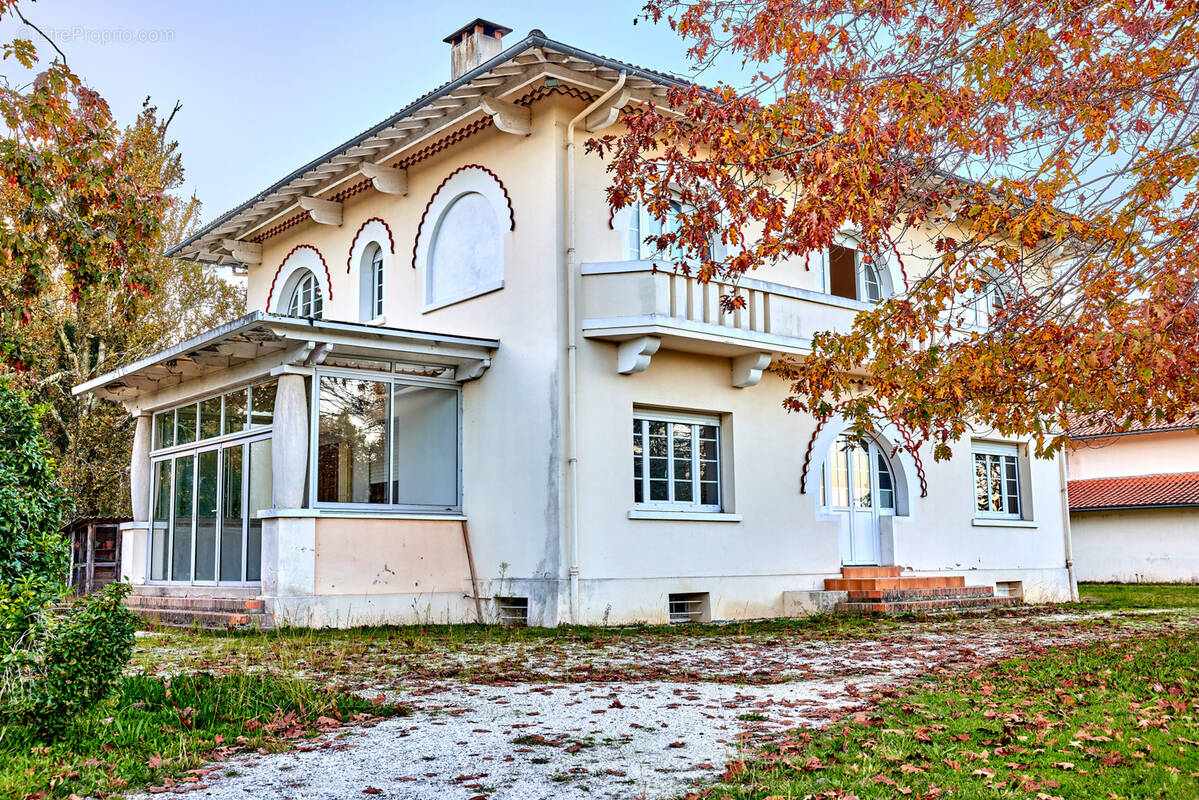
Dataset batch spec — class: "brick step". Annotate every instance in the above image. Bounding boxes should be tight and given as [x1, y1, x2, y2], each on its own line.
[125, 596, 264, 613]
[840, 566, 903, 579]
[128, 607, 273, 630]
[837, 596, 1021, 615]
[846, 585, 997, 601]
[825, 575, 967, 591]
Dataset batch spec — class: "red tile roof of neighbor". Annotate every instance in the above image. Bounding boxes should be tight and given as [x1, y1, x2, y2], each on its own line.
[1068, 472, 1199, 511]
[1068, 412, 1199, 438]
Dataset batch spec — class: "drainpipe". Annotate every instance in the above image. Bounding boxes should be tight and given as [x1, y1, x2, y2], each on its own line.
[1058, 449, 1079, 602]
[564, 71, 628, 624]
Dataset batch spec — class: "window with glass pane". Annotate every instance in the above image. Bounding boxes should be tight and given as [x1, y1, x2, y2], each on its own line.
[371, 246, 385, 319]
[250, 381, 276, 428]
[176, 404, 198, 445]
[194, 450, 219, 581]
[154, 411, 174, 450]
[150, 460, 171, 581]
[223, 389, 247, 435]
[391, 384, 458, 507]
[973, 445, 1021, 518]
[287, 270, 323, 318]
[199, 397, 222, 440]
[171, 455, 194, 581]
[246, 439, 271, 582]
[317, 376, 389, 504]
[632, 414, 721, 510]
[220, 445, 244, 581]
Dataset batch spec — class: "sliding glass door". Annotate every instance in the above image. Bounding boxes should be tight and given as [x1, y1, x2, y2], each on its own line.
[149, 435, 272, 585]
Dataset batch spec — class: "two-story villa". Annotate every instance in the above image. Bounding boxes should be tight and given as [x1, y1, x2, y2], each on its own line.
[75, 21, 1076, 627]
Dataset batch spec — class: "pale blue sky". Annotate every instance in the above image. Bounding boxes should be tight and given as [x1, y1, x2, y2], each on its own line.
[10, 1, 704, 224]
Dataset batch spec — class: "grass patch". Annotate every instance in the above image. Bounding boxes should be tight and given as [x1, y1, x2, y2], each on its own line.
[711, 632, 1199, 798]
[0, 671, 399, 799]
[1078, 582, 1199, 610]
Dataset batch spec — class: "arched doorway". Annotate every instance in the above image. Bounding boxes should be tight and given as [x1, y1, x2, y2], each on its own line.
[821, 433, 896, 565]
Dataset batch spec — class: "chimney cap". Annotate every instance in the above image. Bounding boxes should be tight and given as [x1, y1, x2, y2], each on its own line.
[443, 18, 513, 44]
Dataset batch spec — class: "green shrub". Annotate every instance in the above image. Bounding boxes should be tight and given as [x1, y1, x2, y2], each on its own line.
[2, 583, 137, 736]
[0, 379, 72, 647]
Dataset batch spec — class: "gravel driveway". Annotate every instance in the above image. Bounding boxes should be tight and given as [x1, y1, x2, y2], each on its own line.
[130, 611, 1187, 800]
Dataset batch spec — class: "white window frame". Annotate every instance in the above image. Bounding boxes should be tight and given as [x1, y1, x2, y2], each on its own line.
[369, 244, 385, 320]
[632, 409, 722, 512]
[815, 237, 887, 303]
[972, 441, 1023, 520]
[308, 366, 463, 513]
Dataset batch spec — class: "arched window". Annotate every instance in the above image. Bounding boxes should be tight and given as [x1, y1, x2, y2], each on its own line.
[428, 192, 503, 307]
[360, 242, 384, 321]
[625, 199, 714, 263]
[821, 434, 895, 511]
[964, 276, 1007, 328]
[286, 270, 323, 319]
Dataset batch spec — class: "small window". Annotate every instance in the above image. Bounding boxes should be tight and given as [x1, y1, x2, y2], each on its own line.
[973, 442, 1022, 518]
[817, 241, 886, 303]
[633, 412, 721, 510]
[286, 269, 324, 319]
[966, 280, 1006, 328]
[360, 243, 385, 322]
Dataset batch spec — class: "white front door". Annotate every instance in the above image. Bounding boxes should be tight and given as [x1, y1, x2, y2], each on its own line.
[823, 434, 896, 566]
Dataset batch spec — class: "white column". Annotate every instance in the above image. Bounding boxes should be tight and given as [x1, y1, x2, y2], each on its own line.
[129, 414, 152, 520]
[261, 372, 315, 624]
[272, 373, 309, 510]
[121, 413, 152, 585]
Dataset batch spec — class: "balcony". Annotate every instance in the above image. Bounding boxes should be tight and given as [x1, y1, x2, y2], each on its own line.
[580, 261, 870, 385]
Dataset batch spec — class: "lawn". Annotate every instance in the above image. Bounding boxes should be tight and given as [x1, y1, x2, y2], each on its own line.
[1078, 582, 1199, 610]
[0, 671, 400, 800]
[708, 631, 1199, 799]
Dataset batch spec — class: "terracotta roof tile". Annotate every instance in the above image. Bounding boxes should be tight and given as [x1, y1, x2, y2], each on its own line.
[1068, 472, 1199, 511]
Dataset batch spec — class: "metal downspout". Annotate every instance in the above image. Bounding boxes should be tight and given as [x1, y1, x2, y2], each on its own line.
[564, 72, 628, 624]
[1058, 449, 1079, 602]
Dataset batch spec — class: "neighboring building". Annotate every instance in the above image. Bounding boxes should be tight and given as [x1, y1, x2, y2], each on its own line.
[1067, 416, 1199, 583]
[65, 517, 127, 595]
[74, 21, 1075, 627]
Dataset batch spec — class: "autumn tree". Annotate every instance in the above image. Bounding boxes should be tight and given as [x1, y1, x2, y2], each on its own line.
[0, 1, 168, 369]
[13, 103, 244, 517]
[595, 0, 1199, 459]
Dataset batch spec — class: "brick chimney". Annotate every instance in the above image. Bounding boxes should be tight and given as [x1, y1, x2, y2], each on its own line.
[444, 19, 513, 81]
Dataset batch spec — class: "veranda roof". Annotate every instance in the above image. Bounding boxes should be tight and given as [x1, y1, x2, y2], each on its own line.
[72, 312, 497, 409]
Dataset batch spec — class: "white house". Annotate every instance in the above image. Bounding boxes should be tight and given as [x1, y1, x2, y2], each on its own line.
[74, 21, 1076, 627]
[1067, 416, 1199, 583]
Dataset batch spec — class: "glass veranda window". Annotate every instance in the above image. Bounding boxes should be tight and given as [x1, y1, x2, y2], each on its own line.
[315, 373, 460, 510]
[632, 414, 721, 510]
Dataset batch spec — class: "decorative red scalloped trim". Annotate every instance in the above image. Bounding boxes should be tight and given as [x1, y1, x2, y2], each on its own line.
[345, 217, 396, 273]
[798, 408, 928, 499]
[410, 164, 515, 269]
[266, 244, 333, 311]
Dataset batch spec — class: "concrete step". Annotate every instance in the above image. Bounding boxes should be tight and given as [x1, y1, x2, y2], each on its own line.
[125, 596, 264, 613]
[846, 585, 997, 601]
[840, 566, 902, 579]
[128, 607, 273, 630]
[837, 596, 1021, 615]
[825, 575, 967, 591]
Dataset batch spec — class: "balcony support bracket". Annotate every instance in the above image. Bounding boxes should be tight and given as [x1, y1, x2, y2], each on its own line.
[617, 335, 660, 375]
[732, 351, 772, 388]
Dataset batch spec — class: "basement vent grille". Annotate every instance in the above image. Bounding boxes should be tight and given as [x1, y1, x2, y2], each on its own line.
[496, 596, 529, 627]
[668, 592, 710, 624]
[994, 581, 1024, 599]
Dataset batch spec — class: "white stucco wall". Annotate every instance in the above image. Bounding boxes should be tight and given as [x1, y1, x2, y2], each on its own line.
[1072, 508, 1199, 583]
[1068, 429, 1199, 480]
